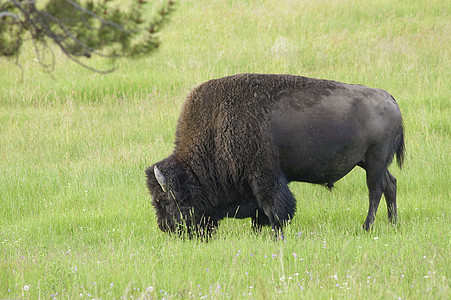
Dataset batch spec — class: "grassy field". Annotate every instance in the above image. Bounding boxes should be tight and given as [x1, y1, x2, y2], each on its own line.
[0, 0, 449, 298]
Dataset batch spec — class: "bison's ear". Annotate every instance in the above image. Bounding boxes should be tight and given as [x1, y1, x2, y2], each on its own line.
[154, 165, 168, 192]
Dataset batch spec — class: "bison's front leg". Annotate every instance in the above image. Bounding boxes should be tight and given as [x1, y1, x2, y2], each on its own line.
[251, 208, 270, 233]
[249, 173, 296, 236]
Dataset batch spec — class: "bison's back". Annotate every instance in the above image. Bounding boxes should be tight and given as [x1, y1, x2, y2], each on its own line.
[174, 73, 340, 154]
[173, 73, 402, 187]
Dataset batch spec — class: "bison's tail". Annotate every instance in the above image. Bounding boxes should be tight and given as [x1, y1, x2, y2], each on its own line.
[395, 121, 405, 169]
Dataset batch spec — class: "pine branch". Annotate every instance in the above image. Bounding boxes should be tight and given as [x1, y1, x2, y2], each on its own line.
[0, 0, 176, 73]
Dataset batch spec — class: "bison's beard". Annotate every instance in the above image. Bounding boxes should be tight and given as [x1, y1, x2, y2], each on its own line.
[154, 201, 218, 239]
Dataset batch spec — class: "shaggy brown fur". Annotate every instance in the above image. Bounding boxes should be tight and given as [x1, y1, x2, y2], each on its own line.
[146, 73, 404, 237]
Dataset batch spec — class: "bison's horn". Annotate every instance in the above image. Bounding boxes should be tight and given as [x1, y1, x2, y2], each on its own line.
[154, 165, 167, 192]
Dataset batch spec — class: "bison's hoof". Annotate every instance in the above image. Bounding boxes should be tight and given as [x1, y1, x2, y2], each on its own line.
[362, 222, 372, 231]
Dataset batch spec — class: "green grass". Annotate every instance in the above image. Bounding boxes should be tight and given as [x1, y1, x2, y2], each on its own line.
[0, 0, 449, 298]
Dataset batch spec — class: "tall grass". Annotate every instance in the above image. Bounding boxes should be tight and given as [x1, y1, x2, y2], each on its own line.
[0, 0, 449, 298]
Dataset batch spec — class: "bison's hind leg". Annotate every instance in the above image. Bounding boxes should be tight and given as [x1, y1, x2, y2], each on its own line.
[250, 173, 296, 235]
[362, 145, 395, 230]
[384, 170, 398, 224]
[363, 172, 385, 230]
[362, 141, 402, 230]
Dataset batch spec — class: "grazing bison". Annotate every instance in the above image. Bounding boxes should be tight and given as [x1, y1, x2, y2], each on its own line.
[146, 73, 404, 237]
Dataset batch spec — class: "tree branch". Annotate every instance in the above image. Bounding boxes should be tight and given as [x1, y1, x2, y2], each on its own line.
[0, 0, 176, 73]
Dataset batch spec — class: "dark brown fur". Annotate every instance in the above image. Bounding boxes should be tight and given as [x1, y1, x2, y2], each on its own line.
[146, 73, 404, 237]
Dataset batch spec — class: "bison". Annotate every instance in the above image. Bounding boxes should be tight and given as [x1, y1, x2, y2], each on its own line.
[146, 73, 405, 237]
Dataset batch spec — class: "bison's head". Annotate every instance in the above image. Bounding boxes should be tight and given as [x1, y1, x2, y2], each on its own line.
[145, 155, 214, 237]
